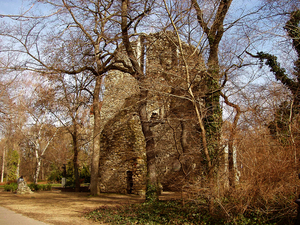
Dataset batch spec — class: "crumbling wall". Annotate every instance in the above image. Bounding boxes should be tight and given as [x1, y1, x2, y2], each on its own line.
[99, 104, 147, 195]
[98, 71, 146, 195]
[141, 32, 207, 191]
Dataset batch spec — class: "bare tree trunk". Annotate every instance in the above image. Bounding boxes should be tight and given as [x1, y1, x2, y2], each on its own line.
[228, 112, 240, 189]
[90, 75, 102, 195]
[72, 125, 80, 192]
[41, 161, 45, 181]
[34, 156, 41, 184]
[33, 132, 56, 184]
[221, 92, 242, 189]
[288, 100, 297, 167]
[1, 148, 5, 183]
[228, 141, 235, 188]
[16, 159, 20, 179]
[192, 0, 233, 174]
[139, 90, 158, 201]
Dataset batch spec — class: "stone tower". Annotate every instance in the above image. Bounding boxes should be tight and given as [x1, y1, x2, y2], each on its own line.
[98, 31, 207, 194]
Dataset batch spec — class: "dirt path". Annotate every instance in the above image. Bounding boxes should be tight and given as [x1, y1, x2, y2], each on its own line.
[0, 189, 145, 225]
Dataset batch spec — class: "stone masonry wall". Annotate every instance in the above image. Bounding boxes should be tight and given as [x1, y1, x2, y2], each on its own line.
[98, 71, 146, 195]
[99, 99, 147, 195]
[98, 31, 208, 194]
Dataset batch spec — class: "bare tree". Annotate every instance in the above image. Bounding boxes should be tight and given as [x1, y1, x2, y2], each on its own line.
[17, 86, 57, 184]
[49, 72, 92, 191]
[0, 0, 152, 195]
[190, 0, 233, 173]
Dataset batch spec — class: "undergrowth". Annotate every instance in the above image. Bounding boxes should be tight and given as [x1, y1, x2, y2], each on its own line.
[4, 182, 52, 192]
[86, 198, 295, 225]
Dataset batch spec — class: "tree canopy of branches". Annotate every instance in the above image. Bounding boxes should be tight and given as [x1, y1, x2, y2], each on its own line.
[247, 9, 300, 143]
[2, 2, 300, 219]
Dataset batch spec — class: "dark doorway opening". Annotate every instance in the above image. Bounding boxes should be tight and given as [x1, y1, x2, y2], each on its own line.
[126, 171, 133, 194]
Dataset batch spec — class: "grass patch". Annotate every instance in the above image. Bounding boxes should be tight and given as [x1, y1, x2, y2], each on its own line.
[50, 183, 62, 187]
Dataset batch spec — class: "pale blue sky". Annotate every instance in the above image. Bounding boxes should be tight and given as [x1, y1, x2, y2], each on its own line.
[0, 0, 29, 15]
[0, 0, 261, 15]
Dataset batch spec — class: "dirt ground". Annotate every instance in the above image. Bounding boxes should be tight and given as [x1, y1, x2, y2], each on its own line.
[0, 189, 184, 225]
[0, 189, 145, 225]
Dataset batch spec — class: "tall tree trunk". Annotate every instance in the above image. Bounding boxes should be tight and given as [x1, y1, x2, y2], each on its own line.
[16, 159, 20, 179]
[1, 148, 5, 183]
[190, 0, 233, 214]
[139, 90, 158, 201]
[34, 156, 41, 184]
[191, 0, 233, 174]
[72, 125, 80, 192]
[221, 92, 242, 189]
[90, 75, 102, 195]
[227, 110, 240, 189]
[228, 140, 235, 188]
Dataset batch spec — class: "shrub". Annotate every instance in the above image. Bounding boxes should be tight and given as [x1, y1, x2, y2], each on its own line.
[43, 183, 52, 191]
[64, 176, 75, 188]
[28, 183, 42, 191]
[28, 183, 52, 191]
[80, 164, 91, 183]
[4, 182, 18, 192]
[47, 164, 62, 182]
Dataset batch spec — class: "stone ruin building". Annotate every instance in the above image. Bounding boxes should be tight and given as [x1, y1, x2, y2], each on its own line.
[97, 31, 222, 195]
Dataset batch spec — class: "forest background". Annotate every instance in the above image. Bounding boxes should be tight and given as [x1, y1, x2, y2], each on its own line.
[0, 0, 300, 224]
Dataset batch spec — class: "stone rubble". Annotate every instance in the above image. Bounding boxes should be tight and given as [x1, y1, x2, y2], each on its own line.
[17, 181, 34, 194]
